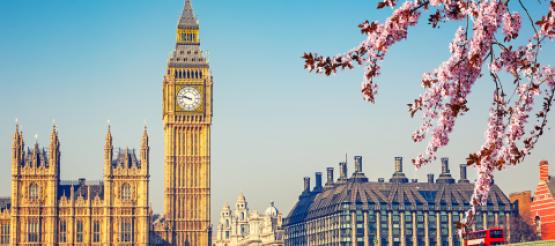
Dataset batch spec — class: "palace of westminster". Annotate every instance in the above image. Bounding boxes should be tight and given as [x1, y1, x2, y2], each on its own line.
[0, 0, 212, 245]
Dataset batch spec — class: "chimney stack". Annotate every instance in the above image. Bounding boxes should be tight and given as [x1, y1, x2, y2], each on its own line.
[326, 167, 334, 186]
[395, 157, 403, 173]
[339, 162, 347, 180]
[303, 177, 311, 193]
[354, 156, 363, 173]
[459, 164, 469, 183]
[441, 157, 450, 174]
[427, 174, 435, 183]
[314, 172, 323, 192]
[540, 160, 549, 182]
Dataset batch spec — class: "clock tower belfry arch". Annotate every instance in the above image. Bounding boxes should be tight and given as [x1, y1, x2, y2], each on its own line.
[161, 0, 213, 245]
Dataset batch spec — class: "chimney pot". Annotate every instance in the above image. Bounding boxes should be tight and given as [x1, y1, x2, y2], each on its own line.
[339, 162, 347, 180]
[427, 174, 435, 183]
[459, 164, 468, 181]
[315, 172, 323, 190]
[303, 177, 311, 193]
[354, 156, 363, 173]
[326, 167, 334, 186]
[441, 157, 450, 174]
[395, 157, 403, 173]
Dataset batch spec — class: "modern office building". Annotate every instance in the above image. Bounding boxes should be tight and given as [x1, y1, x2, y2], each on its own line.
[283, 156, 516, 246]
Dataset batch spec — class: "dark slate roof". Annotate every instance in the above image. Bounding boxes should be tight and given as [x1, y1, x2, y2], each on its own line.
[0, 197, 10, 210]
[58, 180, 104, 200]
[178, 0, 199, 29]
[285, 178, 512, 226]
[111, 148, 141, 168]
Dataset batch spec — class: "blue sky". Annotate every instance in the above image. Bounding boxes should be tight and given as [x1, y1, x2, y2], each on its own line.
[0, 0, 554, 223]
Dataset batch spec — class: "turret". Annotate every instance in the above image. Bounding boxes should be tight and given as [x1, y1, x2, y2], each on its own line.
[12, 122, 23, 175]
[31, 137, 40, 168]
[104, 125, 113, 177]
[49, 123, 61, 178]
[140, 126, 150, 176]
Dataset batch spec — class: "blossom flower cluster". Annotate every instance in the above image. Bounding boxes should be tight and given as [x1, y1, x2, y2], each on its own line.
[304, 0, 555, 238]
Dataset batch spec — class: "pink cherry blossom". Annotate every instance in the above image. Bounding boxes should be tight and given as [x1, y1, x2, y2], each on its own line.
[303, 0, 555, 238]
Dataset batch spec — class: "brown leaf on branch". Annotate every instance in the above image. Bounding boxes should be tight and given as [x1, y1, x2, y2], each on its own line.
[359, 21, 379, 34]
[466, 153, 481, 166]
[428, 10, 443, 28]
[377, 0, 396, 9]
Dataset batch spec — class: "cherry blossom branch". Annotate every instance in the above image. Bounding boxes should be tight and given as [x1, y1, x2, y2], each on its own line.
[302, 0, 555, 239]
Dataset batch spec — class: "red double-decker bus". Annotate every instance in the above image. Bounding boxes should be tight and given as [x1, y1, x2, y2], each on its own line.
[465, 228, 506, 246]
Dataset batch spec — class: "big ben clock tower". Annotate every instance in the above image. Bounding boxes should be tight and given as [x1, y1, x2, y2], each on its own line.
[162, 0, 212, 245]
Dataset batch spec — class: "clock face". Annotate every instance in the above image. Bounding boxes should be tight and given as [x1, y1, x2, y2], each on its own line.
[177, 87, 202, 111]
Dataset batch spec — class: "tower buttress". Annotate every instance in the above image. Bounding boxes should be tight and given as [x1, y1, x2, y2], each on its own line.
[104, 125, 113, 177]
[140, 126, 150, 176]
[12, 123, 23, 175]
[49, 124, 61, 178]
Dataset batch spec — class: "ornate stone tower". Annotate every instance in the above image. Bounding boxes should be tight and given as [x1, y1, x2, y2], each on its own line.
[162, 0, 213, 245]
[10, 124, 60, 245]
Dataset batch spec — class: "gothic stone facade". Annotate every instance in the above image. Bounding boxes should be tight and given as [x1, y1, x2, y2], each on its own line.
[213, 194, 284, 246]
[284, 156, 516, 246]
[0, 124, 150, 246]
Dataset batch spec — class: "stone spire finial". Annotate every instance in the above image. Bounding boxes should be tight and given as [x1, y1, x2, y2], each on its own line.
[141, 124, 149, 147]
[179, 0, 199, 29]
[105, 121, 113, 147]
[50, 121, 59, 143]
[13, 119, 21, 142]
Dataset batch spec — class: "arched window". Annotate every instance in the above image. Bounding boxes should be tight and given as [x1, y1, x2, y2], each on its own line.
[121, 183, 132, 201]
[535, 216, 542, 237]
[29, 183, 39, 200]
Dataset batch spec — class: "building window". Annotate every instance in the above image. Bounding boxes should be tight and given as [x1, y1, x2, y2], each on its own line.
[29, 183, 39, 200]
[535, 216, 541, 237]
[121, 183, 132, 201]
[27, 218, 40, 243]
[93, 220, 101, 243]
[76, 220, 83, 243]
[1, 223, 9, 244]
[59, 220, 67, 243]
[119, 219, 133, 243]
